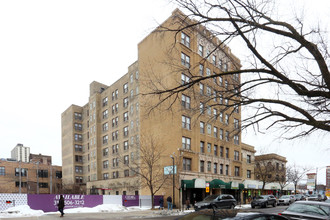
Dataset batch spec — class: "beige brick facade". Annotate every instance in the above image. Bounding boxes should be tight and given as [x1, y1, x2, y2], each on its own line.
[0, 160, 62, 194]
[61, 9, 257, 205]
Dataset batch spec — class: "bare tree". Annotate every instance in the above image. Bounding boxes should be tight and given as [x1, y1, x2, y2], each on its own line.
[120, 134, 171, 209]
[254, 160, 276, 191]
[276, 167, 290, 196]
[147, 0, 330, 139]
[287, 164, 311, 194]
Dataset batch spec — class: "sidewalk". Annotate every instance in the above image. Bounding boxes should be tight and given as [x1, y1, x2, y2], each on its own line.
[1, 209, 187, 220]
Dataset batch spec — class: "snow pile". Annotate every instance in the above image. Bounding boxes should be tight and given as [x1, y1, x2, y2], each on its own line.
[64, 204, 127, 213]
[0, 205, 44, 218]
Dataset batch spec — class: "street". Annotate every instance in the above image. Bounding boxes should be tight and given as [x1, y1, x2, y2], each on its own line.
[3, 206, 289, 220]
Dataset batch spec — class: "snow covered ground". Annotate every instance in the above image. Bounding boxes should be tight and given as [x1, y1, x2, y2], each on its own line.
[0, 204, 251, 218]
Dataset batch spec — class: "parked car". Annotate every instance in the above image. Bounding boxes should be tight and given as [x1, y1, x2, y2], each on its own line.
[278, 195, 295, 206]
[251, 195, 277, 208]
[194, 194, 237, 211]
[177, 209, 289, 220]
[321, 194, 328, 201]
[307, 194, 323, 201]
[294, 194, 306, 201]
[279, 201, 330, 219]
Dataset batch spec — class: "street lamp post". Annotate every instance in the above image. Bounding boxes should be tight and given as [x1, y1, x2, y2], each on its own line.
[170, 155, 175, 208]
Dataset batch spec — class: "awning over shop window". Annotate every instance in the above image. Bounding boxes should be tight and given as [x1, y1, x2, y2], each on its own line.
[181, 178, 206, 189]
[181, 180, 194, 189]
[229, 181, 244, 190]
[209, 179, 230, 189]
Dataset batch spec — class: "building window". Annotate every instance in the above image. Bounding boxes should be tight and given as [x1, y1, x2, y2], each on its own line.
[247, 155, 251, 163]
[181, 52, 190, 68]
[103, 160, 109, 169]
[234, 119, 239, 129]
[198, 44, 204, 56]
[39, 182, 49, 188]
[182, 137, 191, 150]
[38, 170, 48, 178]
[124, 169, 129, 177]
[207, 124, 212, 135]
[220, 146, 224, 157]
[219, 129, 223, 140]
[113, 171, 119, 179]
[212, 108, 217, 118]
[214, 163, 218, 174]
[103, 97, 108, 107]
[181, 32, 190, 48]
[124, 141, 129, 151]
[214, 145, 218, 156]
[234, 135, 239, 145]
[225, 114, 229, 125]
[181, 73, 190, 85]
[200, 160, 205, 172]
[220, 164, 223, 174]
[124, 155, 129, 165]
[225, 148, 229, 158]
[103, 173, 109, 180]
[123, 126, 129, 137]
[199, 64, 204, 75]
[234, 105, 239, 113]
[123, 97, 128, 108]
[75, 155, 83, 163]
[200, 141, 205, 153]
[207, 161, 211, 172]
[75, 166, 83, 173]
[74, 123, 82, 131]
[181, 94, 191, 109]
[103, 135, 108, 144]
[74, 112, 82, 120]
[219, 112, 223, 122]
[213, 127, 218, 138]
[212, 55, 216, 66]
[183, 158, 191, 171]
[123, 83, 128, 93]
[103, 148, 109, 157]
[247, 170, 251, 178]
[225, 165, 229, 175]
[75, 144, 82, 152]
[235, 166, 240, 177]
[200, 121, 205, 134]
[124, 112, 129, 122]
[15, 168, 27, 176]
[200, 102, 204, 114]
[199, 83, 204, 95]
[182, 115, 191, 130]
[74, 134, 82, 141]
[102, 122, 108, 131]
[207, 105, 211, 115]
[103, 109, 108, 119]
[225, 131, 229, 141]
[15, 182, 27, 187]
[207, 143, 211, 153]
[234, 151, 240, 160]
[206, 68, 211, 76]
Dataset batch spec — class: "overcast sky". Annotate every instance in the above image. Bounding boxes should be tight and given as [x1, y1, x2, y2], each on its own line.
[0, 0, 329, 184]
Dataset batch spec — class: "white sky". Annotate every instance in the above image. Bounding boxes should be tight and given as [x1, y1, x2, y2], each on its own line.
[0, 1, 329, 184]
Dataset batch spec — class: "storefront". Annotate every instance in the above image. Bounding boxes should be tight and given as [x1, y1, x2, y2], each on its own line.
[181, 178, 207, 205]
[181, 179, 244, 205]
[243, 180, 261, 203]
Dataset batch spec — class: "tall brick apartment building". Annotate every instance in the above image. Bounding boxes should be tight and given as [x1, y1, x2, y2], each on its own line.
[62, 9, 256, 205]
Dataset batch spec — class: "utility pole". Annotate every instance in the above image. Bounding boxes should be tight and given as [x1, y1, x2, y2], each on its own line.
[170, 155, 175, 208]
